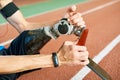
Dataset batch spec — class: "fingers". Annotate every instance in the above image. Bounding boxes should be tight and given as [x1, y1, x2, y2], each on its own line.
[70, 13, 81, 20]
[69, 12, 85, 27]
[71, 44, 89, 65]
[74, 50, 89, 65]
[68, 5, 76, 12]
[73, 45, 87, 51]
[74, 59, 89, 66]
[61, 41, 89, 66]
[64, 5, 76, 18]
[79, 59, 89, 65]
[64, 5, 86, 28]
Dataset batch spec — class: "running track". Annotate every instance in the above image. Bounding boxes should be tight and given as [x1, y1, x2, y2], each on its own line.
[0, 0, 120, 80]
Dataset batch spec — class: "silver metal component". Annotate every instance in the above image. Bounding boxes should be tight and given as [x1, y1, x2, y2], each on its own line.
[44, 18, 86, 39]
[53, 18, 86, 37]
[73, 25, 86, 36]
[53, 18, 73, 35]
[44, 26, 58, 39]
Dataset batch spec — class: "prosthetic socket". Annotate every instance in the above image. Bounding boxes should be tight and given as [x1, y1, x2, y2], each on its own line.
[25, 18, 85, 54]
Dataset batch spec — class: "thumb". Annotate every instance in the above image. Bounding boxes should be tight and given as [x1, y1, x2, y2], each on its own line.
[64, 5, 77, 18]
[68, 5, 76, 12]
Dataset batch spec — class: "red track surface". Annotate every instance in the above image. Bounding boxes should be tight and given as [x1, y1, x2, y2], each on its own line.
[0, 0, 120, 80]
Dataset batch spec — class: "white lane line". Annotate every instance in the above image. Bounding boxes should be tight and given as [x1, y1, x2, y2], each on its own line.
[71, 0, 120, 79]
[71, 35, 120, 80]
[81, 0, 120, 15]
[0, 0, 119, 46]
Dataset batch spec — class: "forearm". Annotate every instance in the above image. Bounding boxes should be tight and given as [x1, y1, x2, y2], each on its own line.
[0, 0, 24, 32]
[0, 54, 55, 74]
[0, 1, 57, 33]
[0, 0, 12, 9]
[7, 10, 29, 33]
[0, 1, 29, 33]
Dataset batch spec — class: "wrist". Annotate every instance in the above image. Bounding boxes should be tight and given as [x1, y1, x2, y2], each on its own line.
[57, 51, 66, 66]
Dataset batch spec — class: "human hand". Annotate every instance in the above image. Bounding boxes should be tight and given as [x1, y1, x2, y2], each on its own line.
[57, 41, 89, 66]
[64, 5, 85, 28]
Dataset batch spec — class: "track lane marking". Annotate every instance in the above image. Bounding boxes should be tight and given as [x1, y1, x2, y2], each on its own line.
[71, 35, 120, 80]
[81, 0, 120, 15]
[71, 0, 120, 79]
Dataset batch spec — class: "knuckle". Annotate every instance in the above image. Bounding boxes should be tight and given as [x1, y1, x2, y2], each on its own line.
[81, 46, 87, 51]
[64, 41, 73, 45]
[86, 60, 90, 64]
[85, 51, 89, 55]
[82, 60, 89, 65]
[78, 13, 82, 16]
